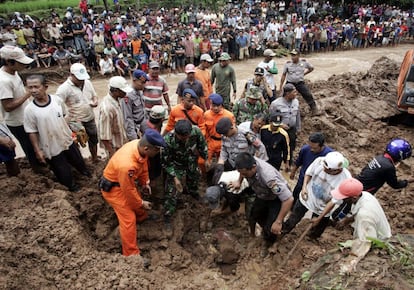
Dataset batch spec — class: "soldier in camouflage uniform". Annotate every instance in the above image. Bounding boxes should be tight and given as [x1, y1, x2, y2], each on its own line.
[162, 119, 208, 220]
[233, 87, 269, 125]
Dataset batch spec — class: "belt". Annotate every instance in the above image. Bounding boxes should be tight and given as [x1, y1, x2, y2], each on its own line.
[211, 136, 222, 141]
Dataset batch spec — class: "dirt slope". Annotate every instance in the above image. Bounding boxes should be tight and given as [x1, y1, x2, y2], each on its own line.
[1, 52, 414, 289]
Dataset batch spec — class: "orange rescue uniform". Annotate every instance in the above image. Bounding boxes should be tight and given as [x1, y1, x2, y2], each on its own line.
[164, 103, 206, 136]
[204, 109, 235, 161]
[101, 140, 149, 256]
[195, 67, 213, 108]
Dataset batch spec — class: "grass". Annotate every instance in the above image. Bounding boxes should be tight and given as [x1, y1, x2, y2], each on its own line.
[0, 0, 80, 15]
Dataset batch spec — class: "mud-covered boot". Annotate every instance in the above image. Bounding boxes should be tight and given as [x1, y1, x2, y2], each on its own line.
[310, 104, 321, 116]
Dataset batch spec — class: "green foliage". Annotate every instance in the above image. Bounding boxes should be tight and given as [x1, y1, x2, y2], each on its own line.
[0, 0, 80, 15]
[367, 236, 414, 268]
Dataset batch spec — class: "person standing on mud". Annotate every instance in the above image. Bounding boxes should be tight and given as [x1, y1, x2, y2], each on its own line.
[231, 152, 294, 256]
[56, 63, 99, 162]
[98, 76, 131, 158]
[289, 132, 333, 203]
[162, 88, 206, 136]
[282, 152, 351, 239]
[24, 74, 91, 192]
[356, 138, 412, 194]
[100, 129, 166, 257]
[233, 87, 268, 125]
[120, 69, 149, 141]
[331, 138, 412, 221]
[279, 49, 320, 116]
[269, 83, 301, 165]
[203, 93, 235, 171]
[257, 50, 279, 102]
[162, 120, 207, 226]
[211, 52, 237, 110]
[0, 45, 43, 173]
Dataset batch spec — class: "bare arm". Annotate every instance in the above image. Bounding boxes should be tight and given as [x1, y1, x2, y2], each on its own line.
[28, 132, 46, 164]
[1, 91, 32, 112]
[271, 196, 294, 234]
[279, 72, 287, 90]
[101, 140, 115, 158]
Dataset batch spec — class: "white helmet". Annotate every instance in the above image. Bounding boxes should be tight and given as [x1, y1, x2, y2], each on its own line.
[323, 152, 344, 170]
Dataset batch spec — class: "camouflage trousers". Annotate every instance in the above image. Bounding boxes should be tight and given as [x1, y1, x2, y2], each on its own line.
[164, 169, 201, 217]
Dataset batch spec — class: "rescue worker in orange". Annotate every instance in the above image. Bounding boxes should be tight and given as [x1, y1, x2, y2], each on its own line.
[162, 88, 206, 136]
[99, 129, 166, 257]
[204, 93, 235, 170]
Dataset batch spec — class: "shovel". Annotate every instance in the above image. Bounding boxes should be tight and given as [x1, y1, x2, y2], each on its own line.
[281, 223, 313, 266]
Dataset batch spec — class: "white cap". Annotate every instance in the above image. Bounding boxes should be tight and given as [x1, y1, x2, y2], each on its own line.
[0, 45, 34, 65]
[109, 76, 133, 93]
[200, 53, 214, 62]
[70, 63, 90, 80]
[323, 152, 344, 170]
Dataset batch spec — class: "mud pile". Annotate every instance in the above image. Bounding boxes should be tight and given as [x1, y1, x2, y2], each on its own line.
[1, 57, 413, 289]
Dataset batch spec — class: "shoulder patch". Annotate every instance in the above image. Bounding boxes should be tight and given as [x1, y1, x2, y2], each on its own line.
[270, 181, 281, 193]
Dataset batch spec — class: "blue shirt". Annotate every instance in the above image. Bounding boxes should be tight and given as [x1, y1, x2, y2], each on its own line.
[294, 145, 333, 184]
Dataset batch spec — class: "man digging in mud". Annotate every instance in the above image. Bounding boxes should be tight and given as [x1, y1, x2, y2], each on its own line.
[99, 129, 165, 260]
[231, 152, 294, 257]
[162, 119, 208, 228]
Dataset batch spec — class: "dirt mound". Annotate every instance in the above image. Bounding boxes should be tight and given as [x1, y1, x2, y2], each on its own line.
[1, 57, 413, 289]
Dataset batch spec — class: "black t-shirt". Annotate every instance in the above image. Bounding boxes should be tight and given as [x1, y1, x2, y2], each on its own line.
[356, 154, 407, 194]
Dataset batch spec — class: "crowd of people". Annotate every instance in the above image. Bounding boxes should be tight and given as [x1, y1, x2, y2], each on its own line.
[0, 1, 413, 263]
[0, 1, 413, 74]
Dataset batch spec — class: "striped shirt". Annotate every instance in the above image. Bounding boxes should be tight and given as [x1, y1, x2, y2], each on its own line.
[98, 94, 127, 150]
[143, 76, 168, 112]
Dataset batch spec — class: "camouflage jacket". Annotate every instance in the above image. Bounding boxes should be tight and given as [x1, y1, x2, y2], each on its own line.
[233, 98, 268, 124]
[162, 126, 208, 176]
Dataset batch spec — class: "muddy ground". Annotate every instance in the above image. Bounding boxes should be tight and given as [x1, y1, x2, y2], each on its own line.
[1, 45, 414, 289]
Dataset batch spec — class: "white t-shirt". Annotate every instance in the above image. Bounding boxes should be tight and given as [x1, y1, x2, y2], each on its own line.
[300, 156, 352, 216]
[218, 170, 249, 194]
[0, 67, 28, 126]
[99, 58, 113, 73]
[257, 60, 277, 90]
[24, 95, 73, 159]
[56, 78, 97, 122]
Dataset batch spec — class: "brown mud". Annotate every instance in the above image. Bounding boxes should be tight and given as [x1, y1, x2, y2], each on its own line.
[1, 45, 414, 289]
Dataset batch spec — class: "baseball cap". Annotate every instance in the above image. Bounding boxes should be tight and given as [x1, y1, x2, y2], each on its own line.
[216, 117, 233, 135]
[109, 76, 133, 93]
[149, 105, 166, 119]
[200, 53, 214, 62]
[182, 88, 198, 98]
[204, 185, 223, 209]
[0, 45, 34, 65]
[290, 49, 299, 55]
[70, 63, 90, 80]
[218, 52, 231, 61]
[254, 67, 265, 76]
[132, 69, 149, 81]
[283, 83, 296, 95]
[323, 152, 344, 170]
[270, 112, 283, 126]
[209, 93, 223, 105]
[263, 49, 276, 57]
[143, 128, 166, 148]
[331, 178, 363, 200]
[149, 61, 160, 69]
[185, 64, 196, 73]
